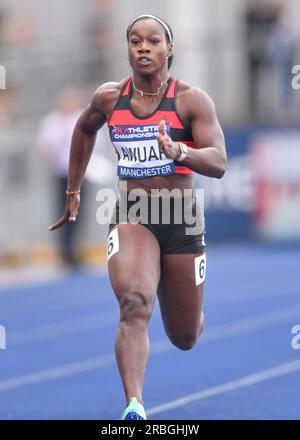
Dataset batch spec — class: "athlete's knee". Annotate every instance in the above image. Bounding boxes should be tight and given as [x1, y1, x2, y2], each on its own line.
[119, 289, 153, 324]
[169, 313, 205, 351]
[170, 333, 199, 351]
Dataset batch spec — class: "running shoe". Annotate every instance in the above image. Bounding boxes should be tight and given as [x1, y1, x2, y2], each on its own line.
[121, 397, 147, 420]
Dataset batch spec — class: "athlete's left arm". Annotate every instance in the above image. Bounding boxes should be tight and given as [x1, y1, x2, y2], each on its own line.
[183, 88, 227, 178]
[158, 88, 227, 178]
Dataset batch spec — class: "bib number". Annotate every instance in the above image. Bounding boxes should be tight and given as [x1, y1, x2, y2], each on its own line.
[107, 228, 119, 261]
[195, 254, 206, 286]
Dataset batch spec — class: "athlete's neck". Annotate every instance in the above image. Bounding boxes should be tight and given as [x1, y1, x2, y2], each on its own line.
[132, 72, 170, 95]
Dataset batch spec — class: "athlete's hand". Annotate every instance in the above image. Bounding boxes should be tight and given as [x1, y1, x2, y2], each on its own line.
[48, 194, 80, 231]
[157, 120, 180, 160]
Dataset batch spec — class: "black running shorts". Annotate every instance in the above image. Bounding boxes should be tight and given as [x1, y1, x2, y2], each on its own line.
[108, 191, 206, 255]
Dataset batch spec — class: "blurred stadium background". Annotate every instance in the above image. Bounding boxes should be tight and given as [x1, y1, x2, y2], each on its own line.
[0, 0, 300, 273]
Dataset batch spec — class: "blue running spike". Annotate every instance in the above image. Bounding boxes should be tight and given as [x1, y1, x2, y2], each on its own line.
[121, 397, 147, 420]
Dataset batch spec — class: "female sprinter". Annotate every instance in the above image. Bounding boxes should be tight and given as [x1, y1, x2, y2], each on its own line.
[49, 14, 227, 420]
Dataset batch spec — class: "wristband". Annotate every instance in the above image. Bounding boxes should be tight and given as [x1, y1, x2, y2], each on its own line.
[176, 142, 188, 162]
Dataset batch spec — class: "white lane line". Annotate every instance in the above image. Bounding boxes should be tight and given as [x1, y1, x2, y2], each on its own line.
[202, 304, 300, 343]
[0, 354, 115, 392]
[0, 268, 67, 290]
[143, 304, 300, 355]
[7, 299, 300, 347]
[147, 358, 300, 416]
[0, 304, 299, 392]
[211, 282, 299, 305]
[9, 311, 118, 346]
[0, 341, 165, 392]
[0, 267, 107, 292]
[1, 279, 298, 327]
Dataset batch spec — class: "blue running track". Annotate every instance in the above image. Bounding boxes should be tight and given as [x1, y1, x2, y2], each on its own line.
[0, 244, 299, 420]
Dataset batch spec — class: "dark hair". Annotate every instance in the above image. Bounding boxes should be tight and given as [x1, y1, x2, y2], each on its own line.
[126, 14, 174, 70]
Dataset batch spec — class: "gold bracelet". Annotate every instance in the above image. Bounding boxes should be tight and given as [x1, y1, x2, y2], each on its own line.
[66, 189, 80, 196]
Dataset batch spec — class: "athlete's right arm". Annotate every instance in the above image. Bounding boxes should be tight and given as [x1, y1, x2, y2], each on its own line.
[49, 83, 118, 231]
[67, 92, 107, 194]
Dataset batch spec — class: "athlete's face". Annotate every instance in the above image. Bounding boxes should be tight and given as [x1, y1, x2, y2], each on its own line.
[128, 19, 172, 74]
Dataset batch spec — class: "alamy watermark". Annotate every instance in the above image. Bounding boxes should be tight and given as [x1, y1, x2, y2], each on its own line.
[291, 65, 300, 90]
[0, 65, 6, 89]
[0, 325, 6, 349]
[95, 182, 205, 235]
[291, 325, 300, 350]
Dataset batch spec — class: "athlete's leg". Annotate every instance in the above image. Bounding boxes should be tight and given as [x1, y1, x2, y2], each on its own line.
[157, 252, 206, 350]
[108, 223, 160, 406]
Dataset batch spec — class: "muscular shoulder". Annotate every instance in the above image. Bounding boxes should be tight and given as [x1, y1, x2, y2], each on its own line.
[91, 79, 128, 120]
[176, 80, 216, 122]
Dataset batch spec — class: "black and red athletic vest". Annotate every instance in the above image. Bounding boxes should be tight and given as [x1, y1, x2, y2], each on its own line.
[108, 76, 195, 179]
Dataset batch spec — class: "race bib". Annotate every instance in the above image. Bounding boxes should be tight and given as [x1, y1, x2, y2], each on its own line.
[111, 124, 175, 179]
